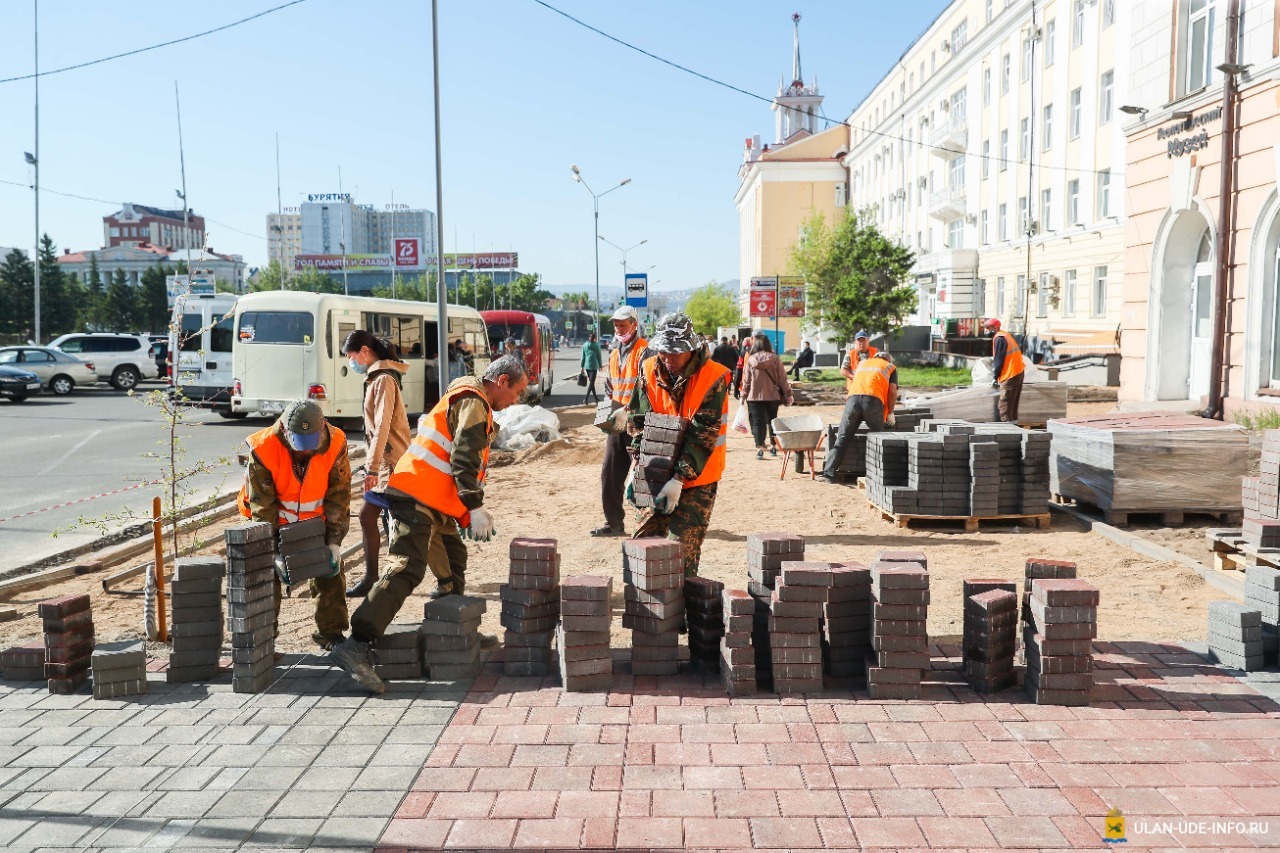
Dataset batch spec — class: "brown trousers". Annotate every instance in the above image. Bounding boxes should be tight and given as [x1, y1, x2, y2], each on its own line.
[998, 372, 1024, 422]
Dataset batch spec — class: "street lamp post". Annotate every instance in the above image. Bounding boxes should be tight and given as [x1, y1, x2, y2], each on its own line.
[29, 0, 40, 344]
[598, 236, 648, 277]
[570, 166, 631, 336]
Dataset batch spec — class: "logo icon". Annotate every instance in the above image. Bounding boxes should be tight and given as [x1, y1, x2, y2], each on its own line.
[394, 238, 420, 268]
[1103, 808, 1127, 844]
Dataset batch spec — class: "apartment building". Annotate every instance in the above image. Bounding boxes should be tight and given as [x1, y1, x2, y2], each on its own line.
[844, 0, 1128, 355]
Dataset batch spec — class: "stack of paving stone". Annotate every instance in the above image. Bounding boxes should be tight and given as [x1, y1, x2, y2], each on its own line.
[0, 644, 45, 682]
[746, 532, 804, 690]
[91, 640, 147, 700]
[373, 625, 423, 681]
[770, 562, 831, 694]
[632, 413, 688, 509]
[224, 523, 276, 693]
[1024, 579, 1098, 705]
[276, 516, 332, 584]
[40, 594, 95, 694]
[684, 576, 724, 673]
[962, 581, 1018, 694]
[821, 404, 931, 483]
[1022, 559, 1077, 626]
[720, 589, 756, 696]
[823, 563, 872, 679]
[866, 556, 929, 699]
[1245, 566, 1280, 663]
[501, 538, 560, 677]
[558, 575, 613, 690]
[1205, 600, 1265, 671]
[167, 556, 225, 684]
[421, 595, 486, 680]
[622, 539, 684, 676]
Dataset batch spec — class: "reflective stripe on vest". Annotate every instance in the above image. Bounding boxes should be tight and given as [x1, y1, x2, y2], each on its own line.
[387, 384, 493, 526]
[849, 357, 894, 407]
[845, 345, 879, 396]
[237, 422, 347, 528]
[609, 338, 648, 405]
[994, 331, 1025, 383]
[641, 356, 731, 488]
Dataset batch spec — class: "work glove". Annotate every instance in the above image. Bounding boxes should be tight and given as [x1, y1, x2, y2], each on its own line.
[608, 406, 629, 433]
[885, 413, 896, 427]
[327, 543, 342, 575]
[654, 479, 683, 515]
[625, 467, 637, 507]
[991, 380, 1000, 389]
[463, 507, 496, 542]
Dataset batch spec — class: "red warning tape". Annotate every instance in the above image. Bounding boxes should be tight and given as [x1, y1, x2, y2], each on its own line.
[0, 479, 163, 525]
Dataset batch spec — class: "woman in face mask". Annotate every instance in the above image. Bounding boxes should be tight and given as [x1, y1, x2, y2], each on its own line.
[341, 330, 411, 598]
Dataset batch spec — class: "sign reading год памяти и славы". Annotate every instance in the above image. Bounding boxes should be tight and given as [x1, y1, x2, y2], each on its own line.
[1159, 106, 1222, 159]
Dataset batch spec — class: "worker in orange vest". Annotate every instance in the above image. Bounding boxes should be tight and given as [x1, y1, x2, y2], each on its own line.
[985, 318, 1026, 422]
[593, 305, 650, 537]
[238, 399, 351, 650]
[625, 313, 730, 577]
[841, 330, 880, 396]
[820, 352, 898, 483]
[330, 355, 528, 694]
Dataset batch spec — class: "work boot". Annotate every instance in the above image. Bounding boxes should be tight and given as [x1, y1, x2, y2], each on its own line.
[313, 633, 346, 652]
[346, 576, 376, 598]
[329, 638, 386, 694]
[590, 524, 625, 537]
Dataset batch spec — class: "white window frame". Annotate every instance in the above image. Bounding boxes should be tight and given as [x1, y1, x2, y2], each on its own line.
[947, 218, 964, 249]
[1037, 272, 1050, 317]
[981, 210, 990, 244]
[1184, 0, 1214, 95]
[1000, 130, 1010, 170]
[986, 0, 994, 24]
[1102, 0, 1115, 28]
[1063, 269, 1077, 317]
[951, 88, 967, 121]
[1002, 54, 1011, 93]
[982, 140, 991, 178]
[1020, 118, 1030, 160]
[1100, 70, 1114, 124]
[1043, 104, 1053, 150]
[983, 67, 992, 106]
[950, 154, 966, 187]
[1016, 274, 1027, 316]
[999, 203, 1009, 240]
[1069, 88, 1082, 138]
[1067, 179, 1080, 225]
[1044, 19, 1056, 66]
[1041, 188, 1053, 232]
[1018, 196, 1029, 232]
[1092, 265, 1108, 317]
[1097, 169, 1112, 217]
[996, 276, 1006, 315]
[1022, 37, 1034, 82]
[1073, 0, 1085, 47]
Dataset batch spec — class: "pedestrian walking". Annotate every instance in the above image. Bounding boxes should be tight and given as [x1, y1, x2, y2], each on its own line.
[592, 307, 649, 538]
[711, 336, 739, 372]
[627, 313, 730, 577]
[820, 352, 898, 483]
[985, 318, 1026, 422]
[341, 330, 411, 599]
[237, 400, 351, 650]
[788, 340, 815, 379]
[580, 332, 603, 403]
[329, 355, 529, 693]
[738, 333, 794, 459]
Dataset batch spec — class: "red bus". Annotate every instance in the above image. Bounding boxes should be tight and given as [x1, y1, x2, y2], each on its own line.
[481, 310, 555, 401]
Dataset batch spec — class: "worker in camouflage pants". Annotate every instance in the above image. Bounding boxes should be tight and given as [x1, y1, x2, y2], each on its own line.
[627, 313, 730, 577]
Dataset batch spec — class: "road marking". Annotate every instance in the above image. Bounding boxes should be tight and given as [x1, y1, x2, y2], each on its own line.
[39, 429, 102, 476]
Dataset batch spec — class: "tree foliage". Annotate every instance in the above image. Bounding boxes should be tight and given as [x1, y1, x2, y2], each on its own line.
[682, 280, 743, 336]
[375, 272, 552, 314]
[38, 235, 84, 339]
[789, 208, 917, 344]
[0, 249, 34, 338]
[250, 260, 342, 294]
[103, 268, 137, 332]
[139, 266, 172, 334]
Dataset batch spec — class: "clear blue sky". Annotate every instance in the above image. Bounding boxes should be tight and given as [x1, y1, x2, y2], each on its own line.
[0, 0, 949, 292]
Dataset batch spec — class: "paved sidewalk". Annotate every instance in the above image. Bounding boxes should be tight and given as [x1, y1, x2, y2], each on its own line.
[0, 652, 464, 852]
[378, 642, 1280, 851]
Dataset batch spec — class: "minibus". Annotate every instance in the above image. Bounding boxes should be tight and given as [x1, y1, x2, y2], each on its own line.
[482, 310, 554, 401]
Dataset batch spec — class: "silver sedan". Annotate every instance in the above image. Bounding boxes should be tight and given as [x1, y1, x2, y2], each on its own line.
[0, 346, 99, 395]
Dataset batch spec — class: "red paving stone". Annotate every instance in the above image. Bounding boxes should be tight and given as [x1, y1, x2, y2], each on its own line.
[380, 644, 1280, 849]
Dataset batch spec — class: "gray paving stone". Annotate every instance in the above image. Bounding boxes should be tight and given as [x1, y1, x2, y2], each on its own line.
[205, 767, 248, 790]
[9, 745, 85, 767]
[342, 707, 406, 726]
[293, 767, 361, 791]
[13, 813, 103, 847]
[66, 745, 112, 766]
[144, 790, 224, 819]
[232, 764, 305, 791]
[28, 766, 107, 791]
[156, 725, 216, 745]
[1, 769, 52, 792]
[206, 788, 284, 819]
[0, 745, 35, 766]
[368, 742, 435, 767]
[268, 788, 344, 819]
[18, 726, 84, 746]
[251, 725, 290, 746]
[75, 709, 143, 728]
[29, 789, 105, 814]
[350, 765, 417, 791]
[330, 789, 405, 818]
[88, 766, 167, 791]
[202, 744, 270, 767]
[313, 816, 389, 848]
[329, 726, 390, 746]
[0, 727, 33, 746]
[311, 744, 379, 767]
[178, 816, 258, 847]
[142, 744, 205, 767]
[297, 708, 357, 727]
[81, 790, 158, 818]
[28, 710, 91, 727]
[82, 725, 159, 746]
[205, 725, 264, 746]
[154, 766, 222, 792]
[276, 726, 333, 746]
[145, 817, 195, 848]
[256, 744, 325, 768]
[80, 815, 160, 848]
[383, 724, 444, 745]
[241, 817, 323, 848]
[89, 744, 166, 767]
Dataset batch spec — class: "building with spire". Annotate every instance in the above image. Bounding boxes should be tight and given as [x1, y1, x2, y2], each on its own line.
[773, 13, 823, 144]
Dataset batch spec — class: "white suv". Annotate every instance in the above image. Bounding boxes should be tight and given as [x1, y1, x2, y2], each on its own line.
[49, 333, 160, 391]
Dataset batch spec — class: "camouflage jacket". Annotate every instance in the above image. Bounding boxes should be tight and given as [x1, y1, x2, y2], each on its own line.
[627, 347, 729, 483]
[243, 419, 351, 545]
[444, 376, 495, 511]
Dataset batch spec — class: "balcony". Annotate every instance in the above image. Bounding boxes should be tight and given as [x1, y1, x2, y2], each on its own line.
[928, 117, 968, 158]
[927, 186, 967, 221]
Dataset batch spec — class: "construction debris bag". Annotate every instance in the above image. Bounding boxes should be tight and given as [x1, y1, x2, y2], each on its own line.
[493, 404, 561, 451]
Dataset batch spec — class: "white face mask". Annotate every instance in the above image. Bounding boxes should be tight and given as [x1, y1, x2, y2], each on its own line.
[616, 329, 637, 345]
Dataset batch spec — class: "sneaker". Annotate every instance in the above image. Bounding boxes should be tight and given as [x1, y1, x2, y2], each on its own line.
[756, 449, 764, 460]
[770, 446, 778, 457]
[589, 524, 625, 537]
[328, 638, 386, 694]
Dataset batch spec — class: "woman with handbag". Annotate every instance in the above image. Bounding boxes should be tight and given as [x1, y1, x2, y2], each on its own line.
[580, 332, 603, 404]
[738, 333, 794, 459]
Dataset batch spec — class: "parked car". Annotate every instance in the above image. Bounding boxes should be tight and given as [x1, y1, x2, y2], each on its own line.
[48, 333, 159, 391]
[0, 346, 98, 395]
[0, 364, 43, 402]
[150, 337, 170, 379]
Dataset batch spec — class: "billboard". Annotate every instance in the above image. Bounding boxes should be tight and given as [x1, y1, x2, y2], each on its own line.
[167, 274, 216, 300]
[432, 252, 519, 270]
[625, 273, 648, 308]
[394, 237, 421, 269]
[777, 276, 806, 318]
[294, 254, 391, 271]
[748, 276, 777, 318]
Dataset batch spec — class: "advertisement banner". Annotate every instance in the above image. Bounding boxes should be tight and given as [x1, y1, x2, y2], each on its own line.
[393, 237, 421, 269]
[428, 252, 519, 270]
[749, 288, 777, 318]
[167, 274, 215, 300]
[295, 254, 391, 271]
[625, 273, 648, 308]
[777, 276, 806, 318]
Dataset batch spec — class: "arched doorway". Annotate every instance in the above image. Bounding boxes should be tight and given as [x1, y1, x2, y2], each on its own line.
[1189, 232, 1214, 399]
[1150, 207, 1213, 400]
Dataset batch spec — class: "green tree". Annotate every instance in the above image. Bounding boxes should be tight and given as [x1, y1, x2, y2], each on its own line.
[683, 280, 744, 336]
[104, 268, 138, 332]
[139, 266, 173, 334]
[214, 277, 237, 293]
[250, 261, 341, 294]
[85, 254, 106, 331]
[789, 208, 917, 343]
[38, 235, 84, 338]
[0, 249, 34, 338]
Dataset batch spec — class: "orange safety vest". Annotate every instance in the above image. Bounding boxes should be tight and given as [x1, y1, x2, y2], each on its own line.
[608, 336, 648, 405]
[849, 356, 896, 408]
[387, 384, 493, 526]
[993, 331, 1025, 382]
[845, 345, 880, 396]
[641, 356, 730, 488]
[237, 423, 347, 526]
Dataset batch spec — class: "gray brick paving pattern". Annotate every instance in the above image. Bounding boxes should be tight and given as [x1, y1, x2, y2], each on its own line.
[0, 652, 463, 851]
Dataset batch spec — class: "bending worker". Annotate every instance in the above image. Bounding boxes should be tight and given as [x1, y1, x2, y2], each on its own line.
[985, 318, 1025, 423]
[820, 351, 898, 483]
[238, 400, 351, 650]
[330, 355, 528, 693]
[627, 313, 729, 578]
[592, 305, 649, 538]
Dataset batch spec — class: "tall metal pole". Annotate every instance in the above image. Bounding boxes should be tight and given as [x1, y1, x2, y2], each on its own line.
[276, 132, 285, 290]
[593, 196, 600, 337]
[432, 0, 449, 398]
[175, 82, 192, 282]
[1206, 0, 1242, 419]
[32, 0, 40, 344]
[338, 167, 349, 296]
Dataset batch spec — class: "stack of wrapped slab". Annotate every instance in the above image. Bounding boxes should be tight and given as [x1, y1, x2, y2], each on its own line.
[769, 563, 830, 694]
[1024, 579, 1097, 706]
[917, 381, 1067, 425]
[1049, 413, 1246, 515]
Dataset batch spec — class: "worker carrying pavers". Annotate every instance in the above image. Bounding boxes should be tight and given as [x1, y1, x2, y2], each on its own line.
[841, 329, 879, 397]
[820, 351, 898, 483]
[237, 399, 351, 651]
[625, 312, 729, 577]
[591, 305, 650, 539]
[329, 355, 528, 694]
[985, 317, 1026, 422]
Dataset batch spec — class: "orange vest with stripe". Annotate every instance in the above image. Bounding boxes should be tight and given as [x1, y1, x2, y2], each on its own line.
[608, 337, 648, 405]
[237, 423, 347, 526]
[849, 356, 896, 408]
[845, 345, 879, 396]
[641, 357, 730, 488]
[993, 331, 1025, 382]
[387, 384, 493, 526]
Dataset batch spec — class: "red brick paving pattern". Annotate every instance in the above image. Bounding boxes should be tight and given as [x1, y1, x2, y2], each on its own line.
[377, 641, 1280, 850]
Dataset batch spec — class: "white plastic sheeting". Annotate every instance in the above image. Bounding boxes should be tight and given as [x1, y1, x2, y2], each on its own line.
[492, 404, 562, 451]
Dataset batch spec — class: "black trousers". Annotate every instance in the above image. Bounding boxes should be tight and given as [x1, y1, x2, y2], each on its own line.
[822, 394, 885, 479]
[601, 429, 632, 530]
[746, 400, 781, 449]
[584, 369, 599, 403]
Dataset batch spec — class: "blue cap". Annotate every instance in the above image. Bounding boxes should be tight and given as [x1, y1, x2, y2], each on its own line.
[282, 400, 324, 452]
[286, 429, 322, 452]
[855, 330, 869, 340]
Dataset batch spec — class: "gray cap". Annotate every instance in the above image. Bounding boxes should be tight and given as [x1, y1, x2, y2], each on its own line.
[282, 400, 324, 451]
[650, 313, 699, 354]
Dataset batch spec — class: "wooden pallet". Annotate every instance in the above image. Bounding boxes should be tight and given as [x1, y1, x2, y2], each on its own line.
[1205, 528, 1280, 573]
[1051, 494, 1243, 527]
[868, 499, 1050, 532]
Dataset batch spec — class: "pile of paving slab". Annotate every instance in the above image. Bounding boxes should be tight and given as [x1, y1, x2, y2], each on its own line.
[1206, 563, 1280, 670]
[821, 404, 930, 483]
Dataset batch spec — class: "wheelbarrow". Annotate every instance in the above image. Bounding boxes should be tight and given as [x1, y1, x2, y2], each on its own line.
[771, 414, 826, 480]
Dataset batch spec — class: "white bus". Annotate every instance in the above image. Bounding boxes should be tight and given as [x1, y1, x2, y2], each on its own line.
[229, 291, 491, 424]
[170, 292, 240, 417]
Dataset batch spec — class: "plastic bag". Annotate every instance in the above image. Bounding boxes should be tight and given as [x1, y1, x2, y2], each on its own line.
[493, 404, 562, 450]
[731, 401, 750, 434]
